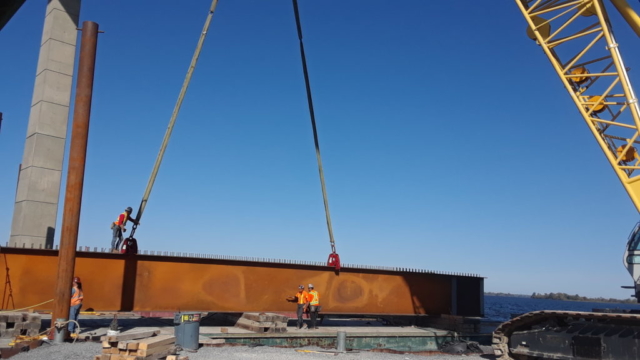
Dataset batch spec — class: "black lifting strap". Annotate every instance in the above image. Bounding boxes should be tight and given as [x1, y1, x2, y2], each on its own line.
[292, 0, 340, 269]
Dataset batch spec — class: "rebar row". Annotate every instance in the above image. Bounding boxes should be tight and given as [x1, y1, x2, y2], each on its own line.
[3, 242, 482, 278]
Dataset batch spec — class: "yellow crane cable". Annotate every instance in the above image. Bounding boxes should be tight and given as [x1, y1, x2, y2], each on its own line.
[0, 299, 53, 313]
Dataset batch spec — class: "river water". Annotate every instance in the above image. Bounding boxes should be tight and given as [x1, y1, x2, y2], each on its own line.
[484, 295, 640, 322]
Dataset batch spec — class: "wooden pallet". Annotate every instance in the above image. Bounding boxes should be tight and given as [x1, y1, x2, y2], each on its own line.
[96, 331, 182, 360]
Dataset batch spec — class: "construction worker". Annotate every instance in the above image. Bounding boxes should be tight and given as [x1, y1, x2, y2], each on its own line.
[286, 285, 309, 329]
[69, 276, 83, 334]
[111, 207, 139, 252]
[307, 284, 320, 330]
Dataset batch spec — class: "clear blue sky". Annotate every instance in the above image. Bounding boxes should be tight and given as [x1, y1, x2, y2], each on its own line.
[2, 1, 640, 300]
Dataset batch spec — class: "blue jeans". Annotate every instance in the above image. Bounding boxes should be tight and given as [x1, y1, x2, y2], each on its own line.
[111, 226, 122, 250]
[69, 304, 82, 332]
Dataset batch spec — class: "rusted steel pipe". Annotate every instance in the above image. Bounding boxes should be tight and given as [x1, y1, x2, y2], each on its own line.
[52, 21, 99, 336]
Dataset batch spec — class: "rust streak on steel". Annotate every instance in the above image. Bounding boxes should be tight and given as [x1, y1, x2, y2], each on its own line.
[52, 21, 100, 334]
[4, 248, 484, 317]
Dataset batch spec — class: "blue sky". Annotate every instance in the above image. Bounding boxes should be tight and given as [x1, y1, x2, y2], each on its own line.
[2, 0, 640, 300]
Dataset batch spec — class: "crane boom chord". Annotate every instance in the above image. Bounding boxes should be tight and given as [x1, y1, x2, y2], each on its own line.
[517, 0, 640, 209]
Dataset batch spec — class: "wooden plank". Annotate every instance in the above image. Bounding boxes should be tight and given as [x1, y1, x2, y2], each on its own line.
[117, 341, 139, 351]
[140, 346, 177, 360]
[100, 329, 161, 342]
[108, 346, 177, 360]
[137, 335, 175, 350]
[102, 347, 120, 355]
[107, 355, 129, 360]
[136, 343, 173, 357]
[166, 356, 189, 360]
[108, 355, 139, 360]
[200, 338, 225, 345]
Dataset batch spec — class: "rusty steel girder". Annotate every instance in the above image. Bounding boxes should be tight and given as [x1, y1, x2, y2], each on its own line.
[0, 247, 484, 316]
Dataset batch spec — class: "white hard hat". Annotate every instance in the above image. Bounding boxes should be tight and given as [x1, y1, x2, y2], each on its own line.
[308, 284, 314, 288]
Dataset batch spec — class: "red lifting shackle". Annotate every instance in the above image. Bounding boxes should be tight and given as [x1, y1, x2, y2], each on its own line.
[327, 252, 341, 271]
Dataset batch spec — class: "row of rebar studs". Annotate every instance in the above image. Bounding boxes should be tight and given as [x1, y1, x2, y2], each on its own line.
[4, 242, 481, 278]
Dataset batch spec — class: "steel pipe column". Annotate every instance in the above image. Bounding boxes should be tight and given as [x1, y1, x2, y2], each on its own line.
[52, 21, 99, 336]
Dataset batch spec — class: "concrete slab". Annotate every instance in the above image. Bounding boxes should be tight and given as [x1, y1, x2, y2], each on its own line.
[14, 166, 63, 204]
[21, 133, 66, 170]
[41, 6, 79, 46]
[26, 101, 70, 139]
[37, 39, 76, 76]
[44, 0, 80, 22]
[10, 201, 58, 242]
[31, 69, 74, 107]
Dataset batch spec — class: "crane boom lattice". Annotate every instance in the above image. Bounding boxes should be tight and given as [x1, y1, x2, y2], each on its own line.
[516, 0, 640, 212]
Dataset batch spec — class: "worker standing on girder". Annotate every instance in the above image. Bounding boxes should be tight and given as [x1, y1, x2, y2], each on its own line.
[286, 285, 309, 329]
[307, 284, 320, 330]
[111, 207, 139, 252]
[68, 276, 83, 335]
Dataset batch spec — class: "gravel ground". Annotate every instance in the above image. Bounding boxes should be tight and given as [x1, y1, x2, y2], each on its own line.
[9, 342, 495, 360]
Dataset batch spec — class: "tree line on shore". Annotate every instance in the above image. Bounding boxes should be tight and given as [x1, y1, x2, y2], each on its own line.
[486, 292, 637, 304]
[530, 292, 637, 304]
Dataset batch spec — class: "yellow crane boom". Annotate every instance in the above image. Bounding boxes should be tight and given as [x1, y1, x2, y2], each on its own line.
[516, 0, 640, 211]
[494, 3, 640, 357]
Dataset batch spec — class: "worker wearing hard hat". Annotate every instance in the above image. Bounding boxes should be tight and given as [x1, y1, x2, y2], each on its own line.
[286, 285, 309, 329]
[307, 284, 321, 330]
[69, 276, 83, 334]
[111, 207, 139, 252]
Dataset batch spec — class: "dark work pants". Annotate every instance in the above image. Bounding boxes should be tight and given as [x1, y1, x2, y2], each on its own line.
[310, 306, 318, 329]
[112, 226, 123, 250]
[297, 304, 305, 329]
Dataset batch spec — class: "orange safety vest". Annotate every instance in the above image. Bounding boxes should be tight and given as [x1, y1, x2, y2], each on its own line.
[297, 291, 308, 304]
[71, 288, 83, 306]
[114, 212, 129, 226]
[308, 290, 319, 305]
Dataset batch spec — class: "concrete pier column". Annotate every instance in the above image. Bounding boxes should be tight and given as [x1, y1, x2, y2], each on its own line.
[9, 0, 81, 248]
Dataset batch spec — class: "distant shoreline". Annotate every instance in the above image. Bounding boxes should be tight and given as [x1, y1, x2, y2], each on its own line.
[485, 292, 637, 304]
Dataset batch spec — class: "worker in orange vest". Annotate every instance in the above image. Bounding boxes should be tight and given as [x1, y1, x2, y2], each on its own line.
[111, 207, 139, 252]
[286, 285, 309, 329]
[69, 276, 83, 334]
[307, 284, 320, 330]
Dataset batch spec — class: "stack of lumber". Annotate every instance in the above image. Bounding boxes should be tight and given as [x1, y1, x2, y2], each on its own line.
[234, 312, 288, 333]
[95, 329, 186, 360]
